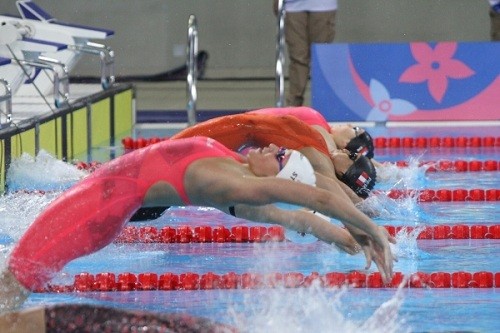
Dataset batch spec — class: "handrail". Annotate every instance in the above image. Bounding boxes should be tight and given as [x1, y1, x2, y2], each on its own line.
[275, 0, 286, 107]
[186, 14, 198, 126]
[20, 56, 69, 108]
[68, 42, 115, 89]
[0, 79, 13, 129]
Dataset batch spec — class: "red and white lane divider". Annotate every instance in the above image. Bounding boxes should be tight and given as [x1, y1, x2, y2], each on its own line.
[374, 136, 500, 148]
[395, 160, 499, 172]
[74, 159, 500, 173]
[380, 188, 500, 202]
[35, 270, 500, 293]
[115, 225, 285, 243]
[121, 136, 500, 150]
[12, 188, 500, 202]
[114, 224, 500, 244]
[122, 136, 168, 150]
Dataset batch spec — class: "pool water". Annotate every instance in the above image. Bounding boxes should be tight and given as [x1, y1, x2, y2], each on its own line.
[0, 124, 499, 332]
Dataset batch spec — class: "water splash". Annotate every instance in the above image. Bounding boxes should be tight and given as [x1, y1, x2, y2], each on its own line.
[357, 194, 422, 225]
[6, 150, 87, 192]
[1, 151, 85, 265]
[376, 155, 428, 190]
[225, 242, 409, 333]
[229, 283, 409, 333]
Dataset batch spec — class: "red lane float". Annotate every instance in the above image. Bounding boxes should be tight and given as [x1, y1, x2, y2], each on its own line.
[77, 159, 500, 173]
[383, 224, 500, 240]
[374, 136, 500, 148]
[123, 135, 500, 151]
[380, 188, 500, 202]
[115, 224, 500, 243]
[394, 160, 499, 172]
[14, 188, 500, 202]
[115, 225, 286, 244]
[36, 270, 500, 293]
[122, 136, 168, 150]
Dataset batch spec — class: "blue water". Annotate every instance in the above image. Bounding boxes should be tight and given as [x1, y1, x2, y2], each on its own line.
[1, 125, 499, 332]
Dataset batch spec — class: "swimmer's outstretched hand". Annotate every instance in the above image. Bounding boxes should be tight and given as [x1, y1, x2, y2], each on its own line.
[365, 227, 397, 284]
[348, 226, 397, 284]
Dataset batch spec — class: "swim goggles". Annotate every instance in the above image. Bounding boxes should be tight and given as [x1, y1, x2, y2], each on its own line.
[275, 147, 287, 171]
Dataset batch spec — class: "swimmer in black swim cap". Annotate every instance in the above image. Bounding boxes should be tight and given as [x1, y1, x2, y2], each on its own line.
[331, 149, 377, 199]
[330, 125, 375, 159]
[345, 127, 374, 159]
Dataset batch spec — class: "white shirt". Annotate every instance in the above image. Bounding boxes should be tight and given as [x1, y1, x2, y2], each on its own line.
[284, 0, 338, 12]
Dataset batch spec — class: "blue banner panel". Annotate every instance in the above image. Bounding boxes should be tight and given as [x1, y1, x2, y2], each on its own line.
[311, 42, 500, 122]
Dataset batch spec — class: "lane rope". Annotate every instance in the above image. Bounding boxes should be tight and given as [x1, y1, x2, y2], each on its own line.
[395, 160, 499, 172]
[35, 270, 500, 292]
[114, 224, 500, 244]
[374, 136, 500, 148]
[74, 159, 500, 173]
[121, 136, 500, 150]
[379, 188, 500, 202]
[13, 188, 500, 201]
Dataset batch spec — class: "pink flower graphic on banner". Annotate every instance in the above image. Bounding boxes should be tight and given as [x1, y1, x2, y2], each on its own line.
[399, 42, 475, 103]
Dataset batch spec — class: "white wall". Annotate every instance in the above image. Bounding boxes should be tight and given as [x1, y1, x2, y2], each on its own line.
[0, 0, 492, 78]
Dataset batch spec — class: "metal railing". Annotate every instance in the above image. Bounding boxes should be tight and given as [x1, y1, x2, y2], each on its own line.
[186, 15, 198, 126]
[275, 0, 286, 107]
[69, 42, 115, 89]
[0, 79, 12, 129]
[20, 56, 70, 108]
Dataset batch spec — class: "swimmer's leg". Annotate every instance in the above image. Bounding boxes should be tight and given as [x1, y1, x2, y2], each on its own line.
[8, 177, 143, 290]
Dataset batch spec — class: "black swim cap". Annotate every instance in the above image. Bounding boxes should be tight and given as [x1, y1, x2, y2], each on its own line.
[340, 155, 376, 199]
[345, 131, 374, 159]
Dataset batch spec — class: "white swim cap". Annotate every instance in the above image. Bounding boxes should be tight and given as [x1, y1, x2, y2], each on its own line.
[276, 150, 316, 186]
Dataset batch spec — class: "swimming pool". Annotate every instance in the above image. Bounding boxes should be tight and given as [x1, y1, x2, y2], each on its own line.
[0, 124, 499, 332]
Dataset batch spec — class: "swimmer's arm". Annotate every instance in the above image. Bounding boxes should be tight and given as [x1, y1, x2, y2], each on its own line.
[232, 204, 360, 254]
[312, 125, 337, 156]
[230, 178, 395, 283]
[314, 172, 363, 205]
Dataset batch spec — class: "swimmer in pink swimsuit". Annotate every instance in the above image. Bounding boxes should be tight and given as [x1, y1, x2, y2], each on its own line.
[248, 107, 375, 159]
[1, 137, 395, 313]
[8, 137, 244, 290]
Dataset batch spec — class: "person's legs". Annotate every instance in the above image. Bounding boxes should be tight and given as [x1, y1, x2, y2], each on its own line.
[285, 11, 309, 106]
[308, 10, 336, 44]
[491, 7, 500, 41]
[285, 11, 336, 106]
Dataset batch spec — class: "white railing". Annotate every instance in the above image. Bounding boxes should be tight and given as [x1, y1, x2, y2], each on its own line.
[186, 14, 198, 126]
[275, 0, 286, 107]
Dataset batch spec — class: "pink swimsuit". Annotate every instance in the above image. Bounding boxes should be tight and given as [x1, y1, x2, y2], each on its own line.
[9, 137, 243, 290]
[248, 106, 331, 132]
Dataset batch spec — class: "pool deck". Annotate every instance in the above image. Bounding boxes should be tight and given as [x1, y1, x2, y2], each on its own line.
[4, 79, 500, 131]
[132, 79, 500, 135]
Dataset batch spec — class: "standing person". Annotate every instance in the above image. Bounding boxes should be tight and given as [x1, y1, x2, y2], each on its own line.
[490, 0, 500, 40]
[274, 0, 337, 106]
[0, 137, 395, 313]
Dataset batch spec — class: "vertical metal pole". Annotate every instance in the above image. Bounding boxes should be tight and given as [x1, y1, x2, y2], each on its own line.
[186, 14, 198, 126]
[275, 0, 286, 107]
[0, 79, 12, 128]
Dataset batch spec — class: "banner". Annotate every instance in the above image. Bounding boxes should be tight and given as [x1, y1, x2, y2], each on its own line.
[311, 42, 500, 122]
